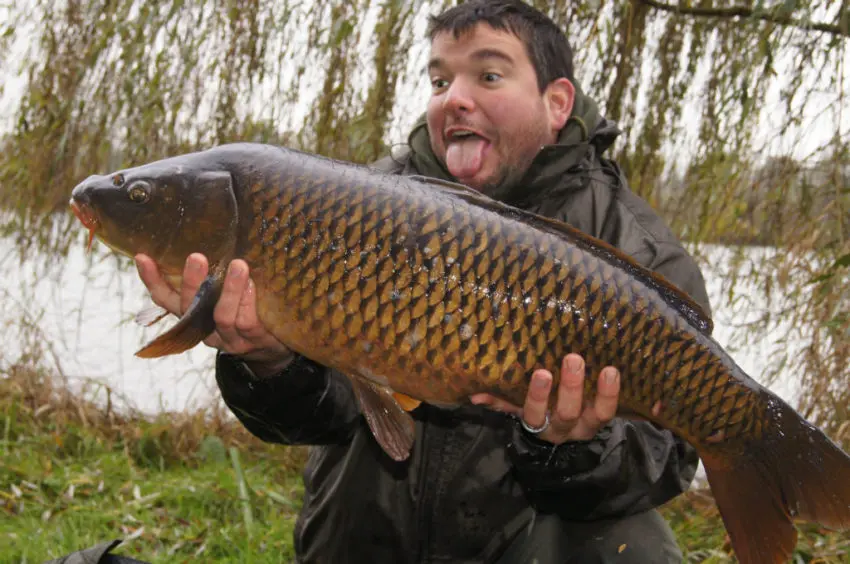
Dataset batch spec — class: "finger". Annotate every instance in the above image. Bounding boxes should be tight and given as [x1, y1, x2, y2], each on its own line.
[135, 254, 180, 314]
[202, 331, 225, 350]
[555, 354, 584, 423]
[233, 277, 265, 339]
[588, 366, 620, 426]
[521, 369, 552, 429]
[469, 394, 522, 416]
[230, 277, 296, 360]
[180, 253, 209, 313]
[213, 260, 251, 344]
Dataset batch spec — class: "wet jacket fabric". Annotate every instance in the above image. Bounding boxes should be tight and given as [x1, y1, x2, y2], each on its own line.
[215, 87, 711, 563]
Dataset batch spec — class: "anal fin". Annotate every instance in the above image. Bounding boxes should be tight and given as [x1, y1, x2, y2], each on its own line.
[393, 392, 422, 412]
[135, 270, 224, 358]
[350, 377, 415, 461]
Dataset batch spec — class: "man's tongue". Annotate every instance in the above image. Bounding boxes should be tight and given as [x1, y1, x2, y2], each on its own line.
[446, 138, 487, 180]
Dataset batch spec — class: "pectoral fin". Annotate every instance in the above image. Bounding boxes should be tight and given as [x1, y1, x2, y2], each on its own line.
[134, 303, 169, 327]
[349, 377, 415, 461]
[135, 270, 224, 358]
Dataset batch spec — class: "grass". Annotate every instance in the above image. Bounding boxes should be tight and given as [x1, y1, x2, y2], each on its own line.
[2, 364, 850, 563]
[0, 365, 307, 563]
[664, 490, 850, 563]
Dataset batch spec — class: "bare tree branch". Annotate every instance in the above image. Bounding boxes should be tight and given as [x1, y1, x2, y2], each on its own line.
[634, 0, 849, 38]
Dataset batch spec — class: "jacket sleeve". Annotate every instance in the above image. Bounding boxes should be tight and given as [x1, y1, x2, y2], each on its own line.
[508, 171, 710, 520]
[508, 417, 698, 520]
[215, 352, 360, 446]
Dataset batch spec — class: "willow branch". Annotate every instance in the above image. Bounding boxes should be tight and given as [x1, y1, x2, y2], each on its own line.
[634, 0, 849, 38]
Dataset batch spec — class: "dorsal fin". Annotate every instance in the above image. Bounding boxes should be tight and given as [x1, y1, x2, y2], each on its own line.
[407, 175, 713, 335]
[408, 175, 481, 194]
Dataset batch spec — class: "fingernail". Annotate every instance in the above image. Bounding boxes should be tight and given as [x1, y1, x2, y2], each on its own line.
[604, 368, 619, 385]
[229, 264, 244, 278]
[566, 356, 582, 374]
[189, 258, 201, 270]
[533, 373, 551, 389]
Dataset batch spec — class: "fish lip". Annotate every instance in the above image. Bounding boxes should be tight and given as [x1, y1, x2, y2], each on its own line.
[69, 199, 98, 230]
[444, 126, 489, 144]
[69, 198, 100, 251]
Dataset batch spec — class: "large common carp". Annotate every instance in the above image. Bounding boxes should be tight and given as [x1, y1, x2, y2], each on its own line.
[70, 143, 850, 563]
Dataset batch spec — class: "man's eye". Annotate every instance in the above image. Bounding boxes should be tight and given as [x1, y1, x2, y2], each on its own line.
[431, 78, 448, 90]
[482, 73, 501, 83]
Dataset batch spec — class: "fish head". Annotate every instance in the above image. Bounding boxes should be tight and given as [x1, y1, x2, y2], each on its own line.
[69, 159, 238, 274]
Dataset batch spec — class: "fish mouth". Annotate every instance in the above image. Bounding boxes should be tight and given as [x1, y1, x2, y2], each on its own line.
[69, 199, 99, 252]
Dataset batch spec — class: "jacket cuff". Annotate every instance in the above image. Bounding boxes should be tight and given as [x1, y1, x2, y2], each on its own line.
[510, 420, 611, 477]
[216, 351, 327, 404]
[216, 351, 361, 445]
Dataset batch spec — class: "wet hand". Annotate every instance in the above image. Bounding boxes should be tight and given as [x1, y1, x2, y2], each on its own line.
[469, 354, 620, 445]
[135, 253, 292, 374]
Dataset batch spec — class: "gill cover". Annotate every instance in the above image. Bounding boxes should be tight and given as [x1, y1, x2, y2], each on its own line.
[162, 170, 240, 270]
[135, 170, 240, 357]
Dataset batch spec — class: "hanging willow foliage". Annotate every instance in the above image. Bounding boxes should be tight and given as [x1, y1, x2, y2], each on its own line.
[0, 0, 847, 433]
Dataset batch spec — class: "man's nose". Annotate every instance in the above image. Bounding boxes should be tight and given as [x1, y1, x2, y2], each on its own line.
[442, 79, 476, 113]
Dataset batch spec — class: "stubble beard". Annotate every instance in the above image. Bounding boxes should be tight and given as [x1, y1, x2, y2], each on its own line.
[476, 116, 552, 197]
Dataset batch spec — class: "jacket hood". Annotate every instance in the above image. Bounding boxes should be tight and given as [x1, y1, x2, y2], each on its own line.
[407, 81, 621, 205]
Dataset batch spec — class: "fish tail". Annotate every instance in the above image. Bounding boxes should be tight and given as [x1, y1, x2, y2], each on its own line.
[700, 392, 850, 564]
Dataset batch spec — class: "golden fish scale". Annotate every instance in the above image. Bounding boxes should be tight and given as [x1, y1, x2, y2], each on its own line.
[241, 168, 766, 446]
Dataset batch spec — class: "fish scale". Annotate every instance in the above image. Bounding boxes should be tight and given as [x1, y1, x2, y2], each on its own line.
[240, 157, 750, 447]
[71, 143, 850, 563]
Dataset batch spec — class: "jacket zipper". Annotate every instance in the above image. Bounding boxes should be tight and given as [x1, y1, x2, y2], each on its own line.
[414, 407, 434, 563]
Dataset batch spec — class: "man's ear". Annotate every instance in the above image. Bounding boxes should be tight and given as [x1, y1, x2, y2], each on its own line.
[545, 78, 575, 132]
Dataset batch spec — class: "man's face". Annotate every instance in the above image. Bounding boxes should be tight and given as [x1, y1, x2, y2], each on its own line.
[426, 24, 572, 193]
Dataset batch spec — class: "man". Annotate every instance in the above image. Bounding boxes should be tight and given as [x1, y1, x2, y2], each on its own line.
[135, 1, 710, 562]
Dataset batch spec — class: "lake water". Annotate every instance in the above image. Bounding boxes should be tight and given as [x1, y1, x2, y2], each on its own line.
[0, 236, 800, 414]
[0, 238, 218, 413]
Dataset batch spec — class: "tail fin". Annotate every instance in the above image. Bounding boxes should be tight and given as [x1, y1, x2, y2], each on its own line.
[701, 392, 850, 564]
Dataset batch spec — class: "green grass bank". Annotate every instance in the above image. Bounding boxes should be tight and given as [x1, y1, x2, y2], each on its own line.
[2, 367, 848, 563]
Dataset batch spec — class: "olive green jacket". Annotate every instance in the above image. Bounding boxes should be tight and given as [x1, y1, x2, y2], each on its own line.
[215, 89, 710, 563]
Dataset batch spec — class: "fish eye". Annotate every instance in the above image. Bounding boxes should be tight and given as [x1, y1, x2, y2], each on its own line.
[127, 182, 151, 204]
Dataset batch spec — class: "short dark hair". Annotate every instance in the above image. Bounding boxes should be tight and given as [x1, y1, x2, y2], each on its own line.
[427, 0, 575, 92]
